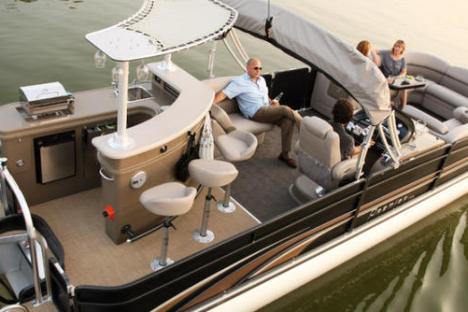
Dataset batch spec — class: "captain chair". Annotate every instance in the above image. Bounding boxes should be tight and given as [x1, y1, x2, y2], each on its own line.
[289, 116, 358, 203]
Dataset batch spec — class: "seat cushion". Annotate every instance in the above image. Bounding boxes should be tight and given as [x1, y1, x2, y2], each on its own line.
[406, 52, 450, 83]
[299, 116, 340, 167]
[423, 83, 468, 119]
[215, 130, 258, 162]
[189, 159, 238, 187]
[402, 105, 449, 134]
[229, 113, 274, 134]
[440, 66, 468, 98]
[139, 182, 196, 217]
[210, 104, 236, 132]
[453, 106, 468, 123]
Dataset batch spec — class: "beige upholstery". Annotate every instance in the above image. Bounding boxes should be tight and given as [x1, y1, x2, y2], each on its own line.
[402, 105, 449, 134]
[293, 116, 357, 199]
[310, 73, 336, 119]
[215, 130, 258, 162]
[210, 104, 236, 133]
[406, 52, 468, 120]
[189, 159, 238, 187]
[403, 105, 468, 143]
[204, 77, 274, 136]
[139, 182, 196, 216]
[454, 106, 468, 123]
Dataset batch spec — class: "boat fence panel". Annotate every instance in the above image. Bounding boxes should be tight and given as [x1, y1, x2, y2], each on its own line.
[73, 181, 366, 311]
[252, 180, 364, 240]
[269, 67, 311, 110]
[364, 148, 448, 205]
[434, 138, 468, 186]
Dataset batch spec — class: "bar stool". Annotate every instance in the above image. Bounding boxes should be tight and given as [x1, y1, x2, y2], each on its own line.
[139, 182, 196, 271]
[214, 130, 257, 213]
[189, 159, 238, 243]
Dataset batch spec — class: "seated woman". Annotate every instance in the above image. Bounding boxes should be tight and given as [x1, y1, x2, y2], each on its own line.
[356, 40, 381, 66]
[331, 99, 361, 159]
[380, 40, 408, 108]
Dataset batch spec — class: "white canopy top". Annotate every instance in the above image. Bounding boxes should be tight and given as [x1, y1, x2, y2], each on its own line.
[222, 0, 392, 125]
[86, 0, 237, 61]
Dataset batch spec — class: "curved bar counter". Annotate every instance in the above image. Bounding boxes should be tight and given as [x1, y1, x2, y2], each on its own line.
[93, 62, 213, 243]
[0, 62, 214, 243]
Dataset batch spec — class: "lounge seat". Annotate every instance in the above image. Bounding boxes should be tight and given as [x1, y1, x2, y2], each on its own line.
[406, 52, 468, 120]
[203, 77, 274, 142]
[402, 105, 468, 143]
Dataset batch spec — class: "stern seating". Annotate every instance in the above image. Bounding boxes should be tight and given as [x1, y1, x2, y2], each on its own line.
[406, 52, 468, 120]
[401, 52, 468, 142]
[403, 105, 468, 143]
[289, 116, 357, 203]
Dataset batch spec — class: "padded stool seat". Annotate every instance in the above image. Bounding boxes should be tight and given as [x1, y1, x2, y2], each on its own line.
[214, 130, 258, 213]
[140, 182, 196, 216]
[139, 182, 196, 271]
[189, 159, 238, 243]
[189, 159, 238, 187]
[215, 130, 258, 162]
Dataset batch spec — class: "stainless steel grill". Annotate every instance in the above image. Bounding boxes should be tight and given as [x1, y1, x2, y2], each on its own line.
[19, 82, 74, 119]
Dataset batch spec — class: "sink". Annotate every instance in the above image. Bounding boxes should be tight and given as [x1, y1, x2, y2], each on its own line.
[128, 86, 153, 102]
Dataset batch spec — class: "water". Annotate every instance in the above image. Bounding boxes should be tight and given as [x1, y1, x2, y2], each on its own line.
[0, 1, 467, 311]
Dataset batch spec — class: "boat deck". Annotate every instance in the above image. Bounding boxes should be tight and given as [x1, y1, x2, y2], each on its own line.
[29, 127, 299, 287]
[31, 187, 259, 287]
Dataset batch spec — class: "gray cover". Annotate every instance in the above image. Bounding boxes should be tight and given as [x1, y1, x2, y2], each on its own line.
[222, 0, 392, 125]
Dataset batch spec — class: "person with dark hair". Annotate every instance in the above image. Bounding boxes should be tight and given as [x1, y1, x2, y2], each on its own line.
[213, 57, 302, 168]
[331, 99, 361, 159]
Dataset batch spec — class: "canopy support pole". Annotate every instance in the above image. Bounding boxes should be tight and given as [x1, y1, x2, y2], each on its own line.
[208, 41, 217, 78]
[378, 123, 400, 168]
[108, 61, 134, 150]
[355, 125, 376, 180]
[387, 111, 402, 156]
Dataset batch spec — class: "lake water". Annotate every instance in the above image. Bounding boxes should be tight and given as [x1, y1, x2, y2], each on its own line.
[0, 1, 467, 311]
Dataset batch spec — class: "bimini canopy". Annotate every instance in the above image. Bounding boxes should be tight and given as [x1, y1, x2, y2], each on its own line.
[86, 0, 237, 62]
[222, 0, 391, 125]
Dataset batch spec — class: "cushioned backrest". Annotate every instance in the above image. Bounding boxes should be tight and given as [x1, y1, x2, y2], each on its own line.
[440, 66, 468, 98]
[299, 116, 340, 167]
[405, 52, 450, 83]
[309, 73, 336, 118]
[203, 77, 239, 114]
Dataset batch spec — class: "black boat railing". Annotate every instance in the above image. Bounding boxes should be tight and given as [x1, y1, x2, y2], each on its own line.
[0, 157, 53, 306]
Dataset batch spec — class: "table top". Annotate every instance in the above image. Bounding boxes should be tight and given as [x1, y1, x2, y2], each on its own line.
[390, 76, 426, 90]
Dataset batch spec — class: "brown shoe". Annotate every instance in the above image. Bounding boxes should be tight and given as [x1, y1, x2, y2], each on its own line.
[278, 153, 297, 169]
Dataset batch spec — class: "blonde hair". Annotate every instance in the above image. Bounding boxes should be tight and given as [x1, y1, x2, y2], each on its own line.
[392, 40, 406, 54]
[356, 40, 371, 56]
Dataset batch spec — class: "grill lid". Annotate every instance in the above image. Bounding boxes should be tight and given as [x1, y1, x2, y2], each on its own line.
[20, 82, 69, 104]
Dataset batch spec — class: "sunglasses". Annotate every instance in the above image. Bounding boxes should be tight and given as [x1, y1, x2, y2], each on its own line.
[253, 66, 263, 70]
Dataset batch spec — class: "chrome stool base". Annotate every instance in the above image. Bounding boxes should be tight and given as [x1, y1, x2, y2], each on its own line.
[217, 201, 236, 213]
[192, 229, 215, 244]
[150, 257, 174, 271]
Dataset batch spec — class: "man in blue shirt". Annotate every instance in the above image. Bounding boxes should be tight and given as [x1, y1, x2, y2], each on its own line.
[213, 58, 302, 168]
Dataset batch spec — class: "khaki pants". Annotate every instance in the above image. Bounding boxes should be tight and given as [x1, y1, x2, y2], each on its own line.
[252, 105, 302, 155]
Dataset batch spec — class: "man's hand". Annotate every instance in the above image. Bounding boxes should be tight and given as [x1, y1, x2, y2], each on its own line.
[270, 99, 280, 107]
[214, 91, 227, 104]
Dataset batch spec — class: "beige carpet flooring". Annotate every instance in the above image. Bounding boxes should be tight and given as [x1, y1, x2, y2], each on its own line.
[31, 187, 259, 287]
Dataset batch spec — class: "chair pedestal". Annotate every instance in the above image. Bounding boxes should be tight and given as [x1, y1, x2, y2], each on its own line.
[193, 187, 215, 243]
[214, 130, 258, 214]
[150, 218, 174, 271]
[217, 184, 236, 213]
[139, 182, 196, 271]
[189, 159, 238, 244]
